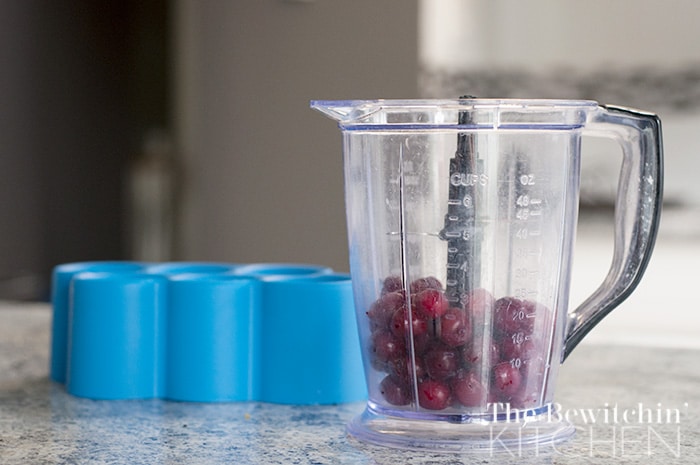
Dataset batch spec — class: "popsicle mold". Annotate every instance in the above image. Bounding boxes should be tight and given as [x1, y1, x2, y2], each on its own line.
[50, 262, 366, 404]
[50, 261, 147, 383]
[67, 271, 168, 399]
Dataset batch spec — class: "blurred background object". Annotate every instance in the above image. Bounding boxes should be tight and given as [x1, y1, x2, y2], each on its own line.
[0, 0, 169, 299]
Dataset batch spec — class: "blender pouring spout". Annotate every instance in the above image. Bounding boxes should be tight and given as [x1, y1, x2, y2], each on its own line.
[310, 100, 383, 125]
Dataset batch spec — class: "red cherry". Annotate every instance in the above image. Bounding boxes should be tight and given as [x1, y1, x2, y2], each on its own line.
[417, 379, 452, 410]
[439, 307, 471, 347]
[381, 276, 404, 295]
[414, 289, 449, 318]
[410, 276, 443, 294]
[379, 375, 412, 406]
[411, 332, 432, 355]
[371, 330, 406, 363]
[367, 291, 405, 330]
[452, 370, 486, 407]
[511, 356, 548, 409]
[462, 339, 499, 368]
[424, 345, 460, 380]
[388, 355, 427, 384]
[493, 297, 535, 336]
[390, 308, 429, 339]
[492, 362, 522, 398]
[500, 337, 540, 362]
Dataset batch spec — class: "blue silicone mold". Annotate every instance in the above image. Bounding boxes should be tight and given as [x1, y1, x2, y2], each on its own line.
[50, 262, 366, 404]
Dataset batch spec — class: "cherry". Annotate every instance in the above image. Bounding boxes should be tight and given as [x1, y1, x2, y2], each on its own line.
[452, 370, 486, 407]
[414, 288, 449, 318]
[417, 379, 452, 410]
[371, 330, 406, 363]
[493, 297, 535, 336]
[367, 291, 405, 330]
[462, 339, 499, 368]
[411, 332, 432, 355]
[390, 307, 429, 339]
[381, 276, 404, 295]
[424, 345, 460, 380]
[439, 307, 471, 347]
[410, 276, 443, 294]
[368, 276, 557, 412]
[510, 356, 547, 409]
[492, 362, 522, 398]
[379, 375, 412, 406]
[500, 337, 540, 362]
[388, 355, 427, 384]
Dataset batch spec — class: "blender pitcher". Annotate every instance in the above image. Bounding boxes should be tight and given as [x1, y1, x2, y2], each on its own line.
[311, 99, 662, 451]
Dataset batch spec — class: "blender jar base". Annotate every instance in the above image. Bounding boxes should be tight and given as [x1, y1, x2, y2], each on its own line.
[347, 403, 575, 453]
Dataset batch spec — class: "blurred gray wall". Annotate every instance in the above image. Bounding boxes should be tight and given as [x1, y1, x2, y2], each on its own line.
[0, 2, 152, 299]
[173, 1, 418, 271]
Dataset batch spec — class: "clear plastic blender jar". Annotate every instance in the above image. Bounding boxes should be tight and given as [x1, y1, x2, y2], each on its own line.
[311, 99, 662, 451]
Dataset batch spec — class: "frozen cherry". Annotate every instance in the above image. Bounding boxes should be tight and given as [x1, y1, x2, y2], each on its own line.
[411, 332, 431, 355]
[439, 307, 471, 347]
[510, 356, 547, 408]
[417, 379, 452, 410]
[462, 339, 499, 367]
[424, 345, 459, 380]
[390, 307, 429, 339]
[367, 291, 405, 330]
[452, 370, 486, 407]
[381, 276, 404, 295]
[493, 297, 535, 336]
[410, 276, 443, 294]
[388, 355, 427, 384]
[379, 375, 412, 406]
[492, 362, 522, 398]
[371, 330, 406, 363]
[414, 288, 449, 318]
[500, 337, 540, 362]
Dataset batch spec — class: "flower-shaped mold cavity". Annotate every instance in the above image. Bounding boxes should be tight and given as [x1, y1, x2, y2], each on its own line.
[166, 274, 261, 402]
[67, 271, 168, 399]
[145, 262, 239, 276]
[233, 263, 332, 280]
[50, 262, 366, 404]
[256, 273, 363, 404]
[50, 261, 147, 383]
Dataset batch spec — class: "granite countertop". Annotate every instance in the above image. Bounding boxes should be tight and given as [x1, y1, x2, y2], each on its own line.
[0, 302, 698, 464]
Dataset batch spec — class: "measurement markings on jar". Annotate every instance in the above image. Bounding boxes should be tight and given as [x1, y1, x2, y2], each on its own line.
[514, 228, 542, 239]
[513, 288, 539, 299]
[515, 247, 539, 258]
[514, 267, 539, 279]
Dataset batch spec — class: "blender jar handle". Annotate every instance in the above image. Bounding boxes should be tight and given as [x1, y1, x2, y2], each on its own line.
[563, 105, 663, 360]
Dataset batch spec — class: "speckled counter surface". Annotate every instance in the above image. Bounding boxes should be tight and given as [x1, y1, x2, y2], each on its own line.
[1, 302, 698, 464]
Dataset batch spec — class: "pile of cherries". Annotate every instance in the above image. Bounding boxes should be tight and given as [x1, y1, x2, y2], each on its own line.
[367, 276, 550, 411]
